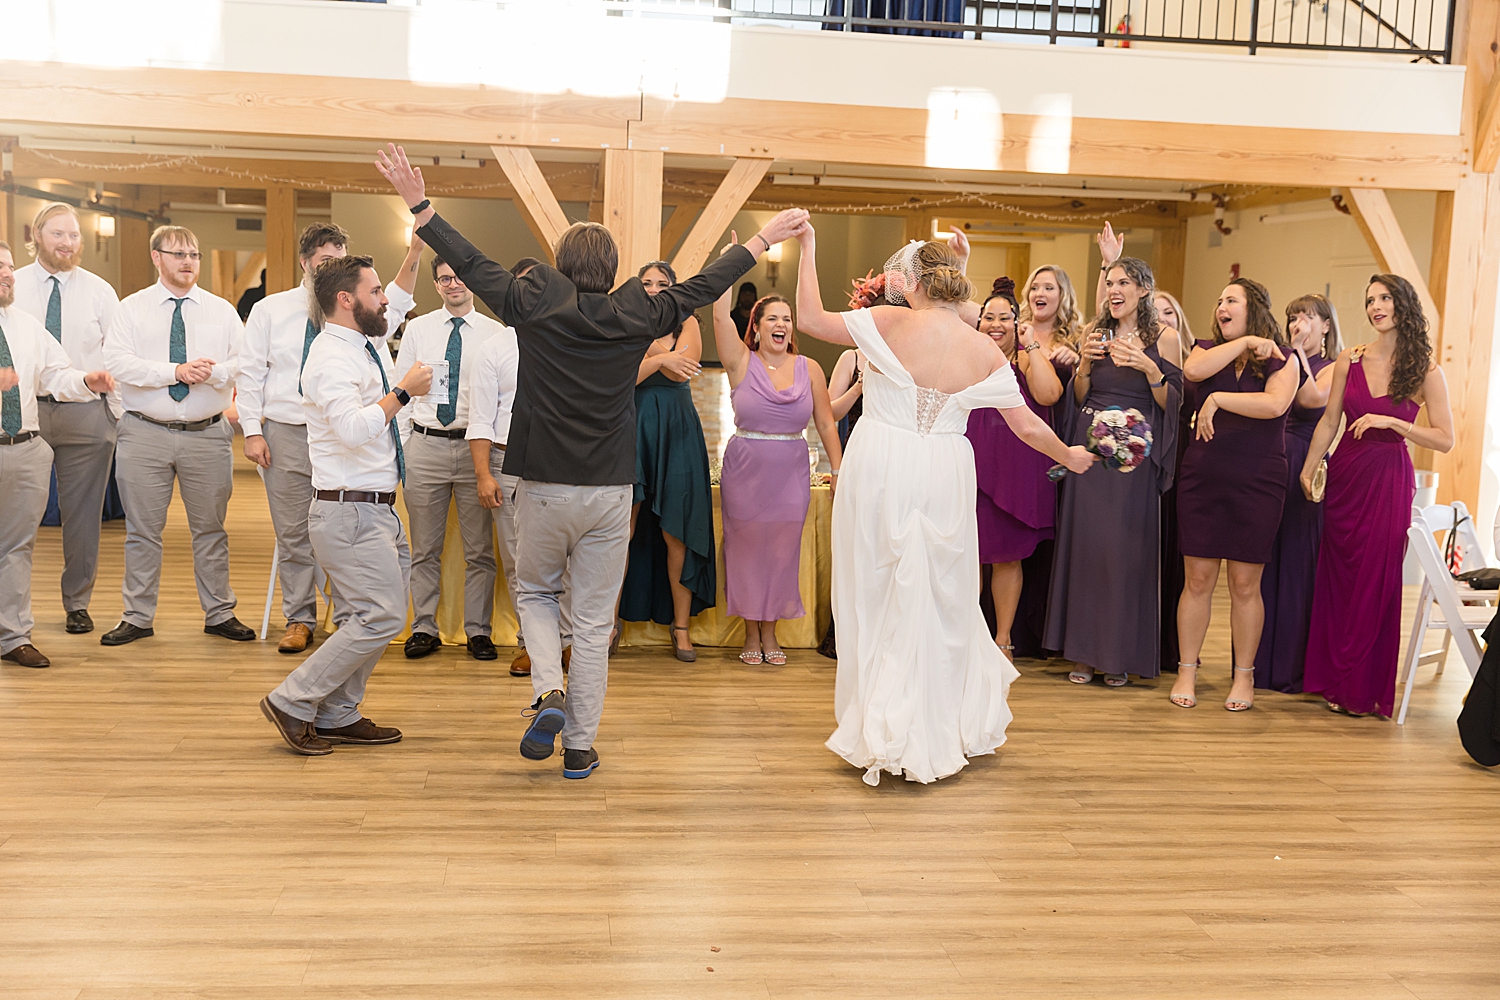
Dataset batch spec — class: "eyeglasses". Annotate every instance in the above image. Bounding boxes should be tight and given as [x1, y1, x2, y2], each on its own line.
[436, 275, 463, 287]
[157, 249, 202, 262]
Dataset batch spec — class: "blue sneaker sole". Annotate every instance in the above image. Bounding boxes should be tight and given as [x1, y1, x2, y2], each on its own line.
[519, 707, 566, 760]
[563, 758, 600, 779]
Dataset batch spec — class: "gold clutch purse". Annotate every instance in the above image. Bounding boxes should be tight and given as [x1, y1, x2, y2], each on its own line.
[1309, 458, 1327, 503]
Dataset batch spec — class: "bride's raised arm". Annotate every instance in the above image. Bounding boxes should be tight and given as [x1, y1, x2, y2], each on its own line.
[794, 224, 856, 346]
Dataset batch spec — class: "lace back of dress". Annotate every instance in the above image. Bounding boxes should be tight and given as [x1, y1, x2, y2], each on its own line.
[914, 386, 952, 436]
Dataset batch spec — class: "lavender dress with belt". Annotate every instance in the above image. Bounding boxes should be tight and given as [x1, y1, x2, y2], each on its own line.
[720, 355, 813, 621]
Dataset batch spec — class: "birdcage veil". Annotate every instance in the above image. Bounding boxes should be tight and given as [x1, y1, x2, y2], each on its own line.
[882, 240, 924, 306]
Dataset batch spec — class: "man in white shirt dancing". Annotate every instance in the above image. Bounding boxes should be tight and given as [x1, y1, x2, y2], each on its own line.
[261, 254, 431, 755]
[0, 240, 115, 668]
[101, 225, 253, 646]
[237, 223, 421, 654]
[11, 202, 121, 636]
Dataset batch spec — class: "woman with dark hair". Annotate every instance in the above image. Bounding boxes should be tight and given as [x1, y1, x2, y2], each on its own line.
[1045, 257, 1182, 687]
[966, 277, 1065, 655]
[713, 246, 843, 665]
[1254, 293, 1342, 692]
[1301, 274, 1453, 718]
[618, 260, 715, 662]
[1172, 278, 1300, 712]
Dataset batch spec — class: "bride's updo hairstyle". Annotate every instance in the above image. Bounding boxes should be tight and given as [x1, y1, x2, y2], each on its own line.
[913, 241, 974, 304]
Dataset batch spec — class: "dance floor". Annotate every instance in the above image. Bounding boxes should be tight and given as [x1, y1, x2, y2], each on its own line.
[3, 445, 1497, 1000]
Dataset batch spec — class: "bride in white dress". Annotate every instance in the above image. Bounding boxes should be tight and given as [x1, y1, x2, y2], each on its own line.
[794, 226, 1094, 785]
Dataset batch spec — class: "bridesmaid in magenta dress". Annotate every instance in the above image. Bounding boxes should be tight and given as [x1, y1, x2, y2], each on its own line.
[1172, 278, 1300, 712]
[966, 277, 1066, 655]
[1254, 294, 1342, 692]
[713, 283, 843, 665]
[1301, 274, 1454, 718]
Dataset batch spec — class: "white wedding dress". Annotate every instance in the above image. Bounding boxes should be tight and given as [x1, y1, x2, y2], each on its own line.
[827, 309, 1025, 786]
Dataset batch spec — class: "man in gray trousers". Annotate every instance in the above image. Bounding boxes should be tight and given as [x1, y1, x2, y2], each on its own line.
[379, 143, 806, 779]
[260, 254, 432, 755]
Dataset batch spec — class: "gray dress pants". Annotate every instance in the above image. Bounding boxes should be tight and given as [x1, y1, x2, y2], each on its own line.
[404, 430, 497, 638]
[269, 499, 410, 728]
[260, 419, 319, 627]
[36, 397, 116, 612]
[0, 437, 55, 654]
[488, 449, 572, 647]
[514, 481, 631, 751]
[114, 414, 237, 628]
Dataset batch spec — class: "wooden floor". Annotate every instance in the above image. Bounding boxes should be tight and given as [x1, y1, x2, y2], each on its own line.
[4, 450, 1499, 1000]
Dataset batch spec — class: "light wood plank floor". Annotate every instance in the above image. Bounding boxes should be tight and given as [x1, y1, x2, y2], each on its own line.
[3, 449, 1499, 1000]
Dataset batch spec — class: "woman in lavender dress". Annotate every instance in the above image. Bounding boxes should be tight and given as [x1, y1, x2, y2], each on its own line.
[1301, 275, 1453, 718]
[1254, 294, 1341, 692]
[1172, 278, 1300, 712]
[713, 265, 843, 665]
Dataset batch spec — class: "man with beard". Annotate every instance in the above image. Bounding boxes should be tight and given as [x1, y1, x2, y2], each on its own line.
[0, 240, 115, 668]
[11, 203, 122, 636]
[260, 255, 431, 755]
[237, 223, 421, 654]
[101, 225, 254, 646]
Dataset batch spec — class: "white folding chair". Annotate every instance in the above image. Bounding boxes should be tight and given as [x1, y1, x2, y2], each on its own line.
[1397, 505, 1492, 724]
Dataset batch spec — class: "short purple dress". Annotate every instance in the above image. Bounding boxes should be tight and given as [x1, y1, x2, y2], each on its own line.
[1177, 340, 1291, 564]
[1254, 353, 1334, 691]
[967, 363, 1055, 563]
[720, 355, 812, 621]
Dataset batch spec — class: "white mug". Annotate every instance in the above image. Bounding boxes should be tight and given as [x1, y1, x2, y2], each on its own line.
[425, 360, 450, 399]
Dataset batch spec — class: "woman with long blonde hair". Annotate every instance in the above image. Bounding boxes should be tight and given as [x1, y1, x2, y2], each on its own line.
[1017, 264, 1084, 369]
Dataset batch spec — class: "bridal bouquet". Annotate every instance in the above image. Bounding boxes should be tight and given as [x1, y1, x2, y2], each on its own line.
[1048, 406, 1152, 480]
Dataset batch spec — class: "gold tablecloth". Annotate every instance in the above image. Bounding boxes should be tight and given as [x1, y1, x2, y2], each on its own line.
[400, 485, 833, 648]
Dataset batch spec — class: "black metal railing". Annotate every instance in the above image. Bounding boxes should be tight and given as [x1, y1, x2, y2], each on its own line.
[607, 0, 1455, 62]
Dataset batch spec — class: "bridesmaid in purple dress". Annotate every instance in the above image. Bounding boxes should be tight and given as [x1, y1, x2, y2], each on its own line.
[1301, 274, 1453, 718]
[1172, 278, 1300, 712]
[713, 278, 843, 665]
[966, 277, 1065, 655]
[1254, 294, 1342, 691]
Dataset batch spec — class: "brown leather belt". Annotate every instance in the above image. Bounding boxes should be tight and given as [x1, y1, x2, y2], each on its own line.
[0, 431, 39, 446]
[411, 422, 467, 440]
[315, 489, 397, 505]
[130, 412, 222, 432]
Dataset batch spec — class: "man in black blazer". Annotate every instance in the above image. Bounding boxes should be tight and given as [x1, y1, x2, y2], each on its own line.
[378, 144, 807, 779]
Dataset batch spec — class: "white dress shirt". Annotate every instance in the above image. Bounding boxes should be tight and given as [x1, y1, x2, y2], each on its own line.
[0, 305, 95, 435]
[104, 282, 243, 422]
[302, 323, 404, 493]
[237, 280, 415, 437]
[462, 323, 520, 447]
[11, 262, 121, 416]
[393, 303, 502, 439]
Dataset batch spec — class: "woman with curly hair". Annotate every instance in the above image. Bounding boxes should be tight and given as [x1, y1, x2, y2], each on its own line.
[1301, 274, 1453, 718]
[1171, 278, 1301, 712]
[1044, 257, 1182, 687]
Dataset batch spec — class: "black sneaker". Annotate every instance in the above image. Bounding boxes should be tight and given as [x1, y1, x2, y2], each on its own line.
[563, 747, 600, 779]
[519, 690, 567, 760]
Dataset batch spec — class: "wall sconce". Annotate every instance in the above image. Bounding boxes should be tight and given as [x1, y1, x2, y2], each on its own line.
[404, 224, 415, 246]
[95, 213, 115, 257]
[766, 240, 784, 287]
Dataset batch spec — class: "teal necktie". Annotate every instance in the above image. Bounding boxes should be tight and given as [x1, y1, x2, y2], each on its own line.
[0, 320, 21, 436]
[364, 340, 405, 486]
[297, 318, 317, 396]
[436, 315, 464, 426]
[45, 276, 62, 343]
[168, 297, 190, 402]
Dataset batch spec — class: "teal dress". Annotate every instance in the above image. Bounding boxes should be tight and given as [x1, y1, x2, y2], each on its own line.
[620, 370, 717, 623]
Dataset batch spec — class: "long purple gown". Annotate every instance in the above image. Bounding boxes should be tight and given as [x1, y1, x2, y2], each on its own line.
[1254, 354, 1334, 691]
[720, 355, 812, 621]
[967, 364, 1055, 564]
[1303, 356, 1419, 717]
[1177, 340, 1290, 564]
[1044, 343, 1181, 677]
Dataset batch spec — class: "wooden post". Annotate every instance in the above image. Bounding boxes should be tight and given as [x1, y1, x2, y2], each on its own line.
[1155, 217, 1188, 298]
[659, 203, 703, 261]
[0, 190, 11, 253]
[490, 145, 571, 261]
[118, 187, 157, 296]
[603, 148, 664, 288]
[1343, 187, 1442, 331]
[264, 184, 298, 294]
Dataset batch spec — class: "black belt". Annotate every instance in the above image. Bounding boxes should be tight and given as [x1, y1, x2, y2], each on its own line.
[130, 412, 222, 432]
[315, 489, 397, 505]
[38, 394, 104, 404]
[0, 431, 39, 446]
[411, 422, 467, 440]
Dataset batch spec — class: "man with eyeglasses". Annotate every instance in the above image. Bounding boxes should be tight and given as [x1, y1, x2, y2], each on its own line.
[392, 256, 503, 663]
[237, 222, 421, 654]
[10, 202, 122, 637]
[100, 225, 253, 647]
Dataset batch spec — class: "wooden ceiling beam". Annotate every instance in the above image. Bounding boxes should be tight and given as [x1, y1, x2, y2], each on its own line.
[1343, 187, 1442, 330]
[490, 145, 572, 261]
[671, 158, 773, 277]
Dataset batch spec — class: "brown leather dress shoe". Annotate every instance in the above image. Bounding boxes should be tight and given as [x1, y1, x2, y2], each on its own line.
[315, 718, 402, 745]
[510, 648, 531, 677]
[2, 644, 51, 668]
[277, 623, 314, 654]
[259, 696, 333, 756]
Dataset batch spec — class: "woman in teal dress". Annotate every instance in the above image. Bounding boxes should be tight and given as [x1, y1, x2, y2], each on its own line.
[619, 261, 716, 662]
